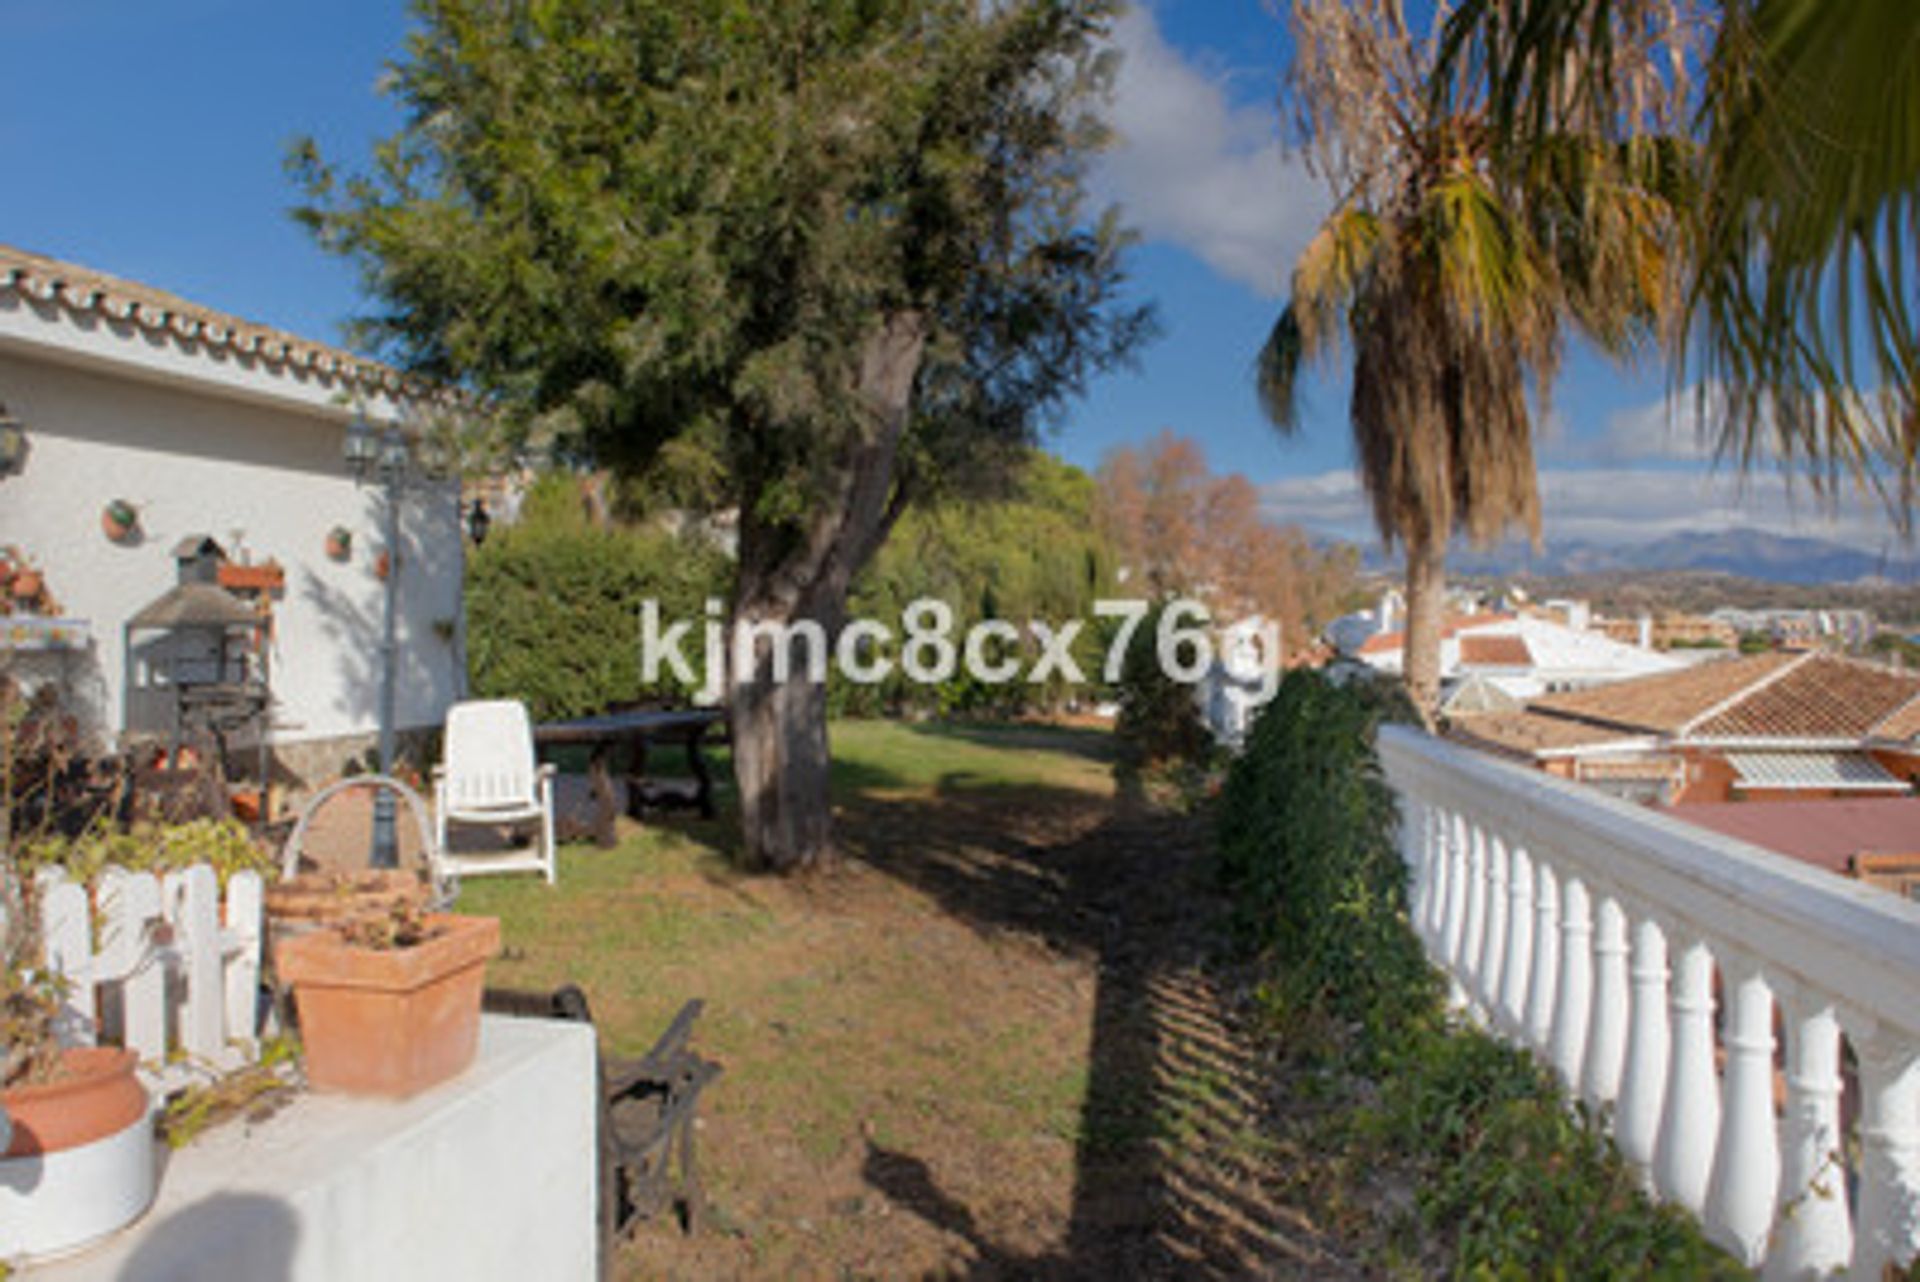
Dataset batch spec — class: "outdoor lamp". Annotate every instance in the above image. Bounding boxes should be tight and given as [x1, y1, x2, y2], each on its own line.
[342, 414, 378, 475]
[0, 405, 26, 475]
[466, 498, 491, 546]
[377, 426, 410, 475]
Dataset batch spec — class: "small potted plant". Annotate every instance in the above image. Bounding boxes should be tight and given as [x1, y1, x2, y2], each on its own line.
[0, 880, 156, 1260]
[324, 526, 352, 561]
[275, 901, 499, 1097]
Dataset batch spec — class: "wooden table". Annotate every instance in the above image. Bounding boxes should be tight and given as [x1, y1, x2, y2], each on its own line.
[533, 707, 725, 846]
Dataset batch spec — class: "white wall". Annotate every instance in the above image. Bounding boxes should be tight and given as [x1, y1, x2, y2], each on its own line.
[0, 350, 463, 749]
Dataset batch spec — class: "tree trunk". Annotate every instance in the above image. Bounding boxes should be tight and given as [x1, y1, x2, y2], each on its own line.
[1402, 531, 1447, 724]
[728, 312, 926, 872]
[728, 621, 833, 873]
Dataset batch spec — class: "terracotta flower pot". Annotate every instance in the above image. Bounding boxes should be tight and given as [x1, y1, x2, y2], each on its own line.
[325, 528, 352, 561]
[266, 869, 434, 935]
[2, 1047, 145, 1158]
[11, 569, 42, 600]
[276, 913, 500, 1097]
[0, 1046, 156, 1260]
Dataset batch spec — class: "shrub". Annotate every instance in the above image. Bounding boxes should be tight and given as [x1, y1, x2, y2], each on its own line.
[1114, 602, 1212, 767]
[465, 510, 728, 722]
[1215, 670, 1433, 1039]
[18, 816, 274, 887]
[1363, 1026, 1743, 1278]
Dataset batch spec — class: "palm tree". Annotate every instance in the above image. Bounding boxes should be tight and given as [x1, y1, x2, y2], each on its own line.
[1260, 0, 1683, 713]
[1439, 0, 1920, 514]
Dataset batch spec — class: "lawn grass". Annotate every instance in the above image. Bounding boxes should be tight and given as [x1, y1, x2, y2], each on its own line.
[453, 718, 1121, 1276]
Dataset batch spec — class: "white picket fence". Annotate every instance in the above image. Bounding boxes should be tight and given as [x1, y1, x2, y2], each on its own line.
[32, 864, 265, 1087]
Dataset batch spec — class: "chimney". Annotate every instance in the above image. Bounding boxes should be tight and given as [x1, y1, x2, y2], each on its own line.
[1379, 589, 1399, 635]
[1638, 613, 1653, 650]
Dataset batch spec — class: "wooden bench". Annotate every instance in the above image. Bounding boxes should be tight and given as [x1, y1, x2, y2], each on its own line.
[482, 985, 722, 1245]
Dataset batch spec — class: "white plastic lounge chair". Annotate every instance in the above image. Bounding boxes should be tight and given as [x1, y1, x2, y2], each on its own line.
[432, 698, 557, 884]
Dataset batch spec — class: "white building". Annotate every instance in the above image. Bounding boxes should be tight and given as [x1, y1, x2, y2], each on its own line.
[0, 244, 466, 789]
[1334, 594, 1683, 704]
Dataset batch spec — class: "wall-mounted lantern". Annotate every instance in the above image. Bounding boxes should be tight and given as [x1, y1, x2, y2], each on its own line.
[466, 498, 491, 547]
[0, 405, 25, 476]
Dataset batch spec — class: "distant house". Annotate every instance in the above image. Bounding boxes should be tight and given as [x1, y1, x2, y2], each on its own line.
[0, 243, 467, 793]
[1343, 608, 1683, 703]
[1451, 650, 1920, 804]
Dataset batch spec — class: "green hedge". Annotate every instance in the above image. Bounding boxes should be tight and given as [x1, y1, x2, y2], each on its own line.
[1215, 670, 1434, 1039]
[465, 516, 727, 722]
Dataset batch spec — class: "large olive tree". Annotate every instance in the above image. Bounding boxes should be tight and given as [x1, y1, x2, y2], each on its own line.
[295, 0, 1148, 871]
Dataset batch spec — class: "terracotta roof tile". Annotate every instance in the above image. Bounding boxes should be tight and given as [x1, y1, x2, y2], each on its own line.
[1458, 634, 1532, 667]
[1872, 693, 1920, 741]
[1448, 709, 1641, 756]
[1693, 653, 1920, 739]
[1356, 613, 1513, 656]
[1529, 651, 1802, 734]
[0, 243, 418, 399]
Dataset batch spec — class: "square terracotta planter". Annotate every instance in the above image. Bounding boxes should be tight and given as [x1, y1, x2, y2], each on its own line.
[276, 913, 501, 1098]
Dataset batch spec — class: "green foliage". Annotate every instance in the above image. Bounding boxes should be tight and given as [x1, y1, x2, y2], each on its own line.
[843, 451, 1116, 717]
[1867, 631, 1920, 667]
[18, 817, 275, 888]
[1360, 1027, 1743, 1279]
[1113, 601, 1213, 769]
[291, 0, 1148, 546]
[1738, 631, 1774, 654]
[1216, 670, 1433, 1039]
[465, 490, 728, 722]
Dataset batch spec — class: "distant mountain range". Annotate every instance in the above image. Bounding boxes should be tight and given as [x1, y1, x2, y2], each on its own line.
[1358, 528, 1920, 585]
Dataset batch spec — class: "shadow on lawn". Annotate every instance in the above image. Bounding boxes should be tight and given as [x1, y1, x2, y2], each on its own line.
[838, 771, 1331, 1279]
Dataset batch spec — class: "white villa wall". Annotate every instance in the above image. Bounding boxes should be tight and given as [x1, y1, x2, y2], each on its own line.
[0, 348, 463, 755]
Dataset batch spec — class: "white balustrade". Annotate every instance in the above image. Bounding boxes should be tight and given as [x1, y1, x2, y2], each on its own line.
[1769, 998, 1849, 1280]
[1583, 894, 1630, 1109]
[1616, 915, 1670, 1175]
[32, 864, 265, 1085]
[1655, 935, 1721, 1213]
[1705, 957, 1780, 1263]
[1461, 820, 1488, 1011]
[1477, 835, 1510, 1019]
[1549, 873, 1594, 1095]
[1498, 845, 1534, 1032]
[1525, 860, 1560, 1048]
[1380, 725, 1920, 1277]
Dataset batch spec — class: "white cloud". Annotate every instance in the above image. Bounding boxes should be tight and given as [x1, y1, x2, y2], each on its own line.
[1258, 465, 1906, 554]
[1545, 386, 1725, 466]
[1093, 6, 1325, 297]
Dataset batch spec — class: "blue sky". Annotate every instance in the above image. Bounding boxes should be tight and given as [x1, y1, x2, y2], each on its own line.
[2, 0, 1905, 558]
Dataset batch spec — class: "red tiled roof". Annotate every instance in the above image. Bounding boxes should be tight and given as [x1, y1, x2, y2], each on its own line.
[1356, 613, 1512, 656]
[1666, 797, 1920, 874]
[1448, 709, 1642, 757]
[1458, 634, 1532, 667]
[1693, 652, 1920, 739]
[1530, 651, 1803, 734]
[0, 243, 417, 398]
[1873, 693, 1920, 741]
